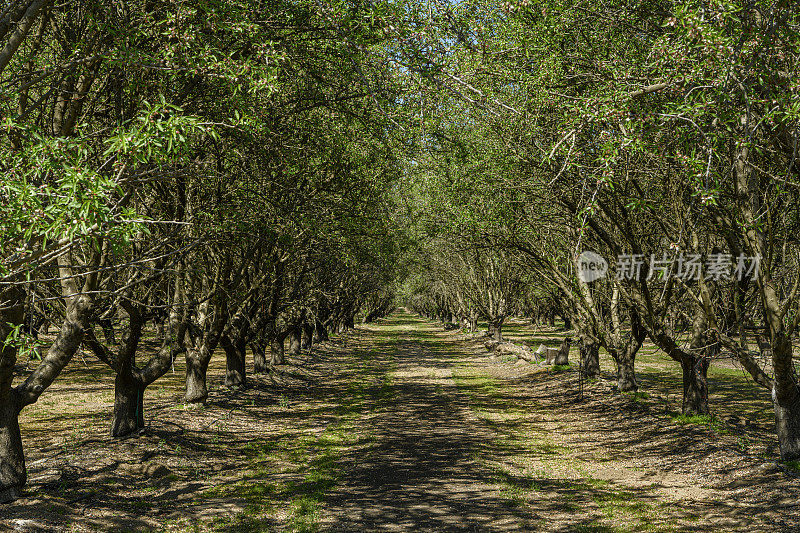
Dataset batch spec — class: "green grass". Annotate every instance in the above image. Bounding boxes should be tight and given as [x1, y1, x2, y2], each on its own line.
[782, 460, 800, 474]
[668, 412, 717, 426]
[205, 328, 401, 532]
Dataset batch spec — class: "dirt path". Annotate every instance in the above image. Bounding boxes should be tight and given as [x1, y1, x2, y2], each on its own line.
[321, 311, 800, 532]
[320, 314, 538, 531]
[4, 311, 800, 531]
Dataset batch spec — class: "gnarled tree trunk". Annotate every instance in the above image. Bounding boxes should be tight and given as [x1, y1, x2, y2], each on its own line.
[0, 393, 24, 504]
[270, 335, 286, 365]
[184, 293, 227, 404]
[314, 319, 329, 342]
[0, 277, 90, 499]
[251, 341, 268, 374]
[579, 335, 600, 377]
[772, 333, 800, 460]
[301, 321, 313, 349]
[680, 355, 709, 415]
[554, 337, 571, 366]
[221, 334, 246, 388]
[287, 328, 301, 355]
[185, 346, 212, 404]
[609, 345, 638, 392]
[0, 287, 24, 502]
[488, 318, 504, 342]
[112, 369, 145, 438]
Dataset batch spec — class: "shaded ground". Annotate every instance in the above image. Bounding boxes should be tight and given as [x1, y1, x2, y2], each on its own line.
[3, 312, 799, 531]
[318, 314, 538, 531]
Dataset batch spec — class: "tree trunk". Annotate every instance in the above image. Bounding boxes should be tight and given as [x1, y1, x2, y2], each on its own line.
[111, 371, 144, 437]
[252, 342, 268, 374]
[287, 328, 301, 355]
[301, 321, 313, 349]
[314, 319, 329, 342]
[221, 335, 246, 388]
[772, 333, 800, 460]
[100, 319, 116, 345]
[155, 319, 165, 339]
[554, 337, 571, 366]
[579, 337, 600, 377]
[494, 321, 503, 342]
[1, 279, 90, 500]
[270, 336, 285, 365]
[0, 291, 25, 502]
[0, 394, 24, 504]
[185, 349, 210, 404]
[773, 389, 800, 461]
[562, 314, 572, 331]
[680, 355, 709, 415]
[614, 347, 638, 392]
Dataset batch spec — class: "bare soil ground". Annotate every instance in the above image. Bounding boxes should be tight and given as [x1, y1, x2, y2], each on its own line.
[2, 312, 798, 532]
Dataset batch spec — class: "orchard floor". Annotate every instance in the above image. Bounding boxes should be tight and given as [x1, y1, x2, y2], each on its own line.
[3, 311, 800, 532]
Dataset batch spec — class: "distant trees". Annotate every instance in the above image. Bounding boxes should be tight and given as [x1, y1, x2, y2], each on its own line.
[0, 0, 404, 502]
[2, 0, 800, 505]
[401, 0, 800, 460]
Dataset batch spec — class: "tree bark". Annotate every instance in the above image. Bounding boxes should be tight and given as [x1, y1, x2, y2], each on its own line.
[185, 348, 210, 404]
[772, 333, 800, 460]
[111, 370, 144, 438]
[612, 346, 638, 392]
[270, 335, 285, 365]
[183, 297, 226, 404]
[0, 286, 25, 502]
[0, 394, 24, 504]
[314, 319, 329, 342]
[251, 341, 268, 373]
[488, 318, 504, 342]
[287, 328, 301, 355]
[301, 321, 313, 349]
[680, 355, 710, 415]
[554, 337, 570, 366]
[579, 336, 600, 377]
[99, 318, 116, 345]
[221, 335, 246, 388]
[0, 273, 89, 499]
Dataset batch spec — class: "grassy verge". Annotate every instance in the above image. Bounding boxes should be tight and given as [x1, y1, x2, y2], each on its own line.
[451, 347, 682, 532]
[203, 343, 396, 532]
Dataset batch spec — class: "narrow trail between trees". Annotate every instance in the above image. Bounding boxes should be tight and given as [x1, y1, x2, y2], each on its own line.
[5, 311, 800, 532]
[320, 313, 538, 531]
[320, 311, 800, 532]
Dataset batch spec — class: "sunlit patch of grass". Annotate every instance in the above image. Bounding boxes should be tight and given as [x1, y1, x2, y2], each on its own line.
[782, 460, 800, 473]
[571, 524, 621, 533]
[288, 496, 321, 532]
[533, 441, 571, 456]
[498, 482, 528, 507]
[208, 322, 405, 531]
[669, 412, 717, 426]
[594, 489, 675, 532]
